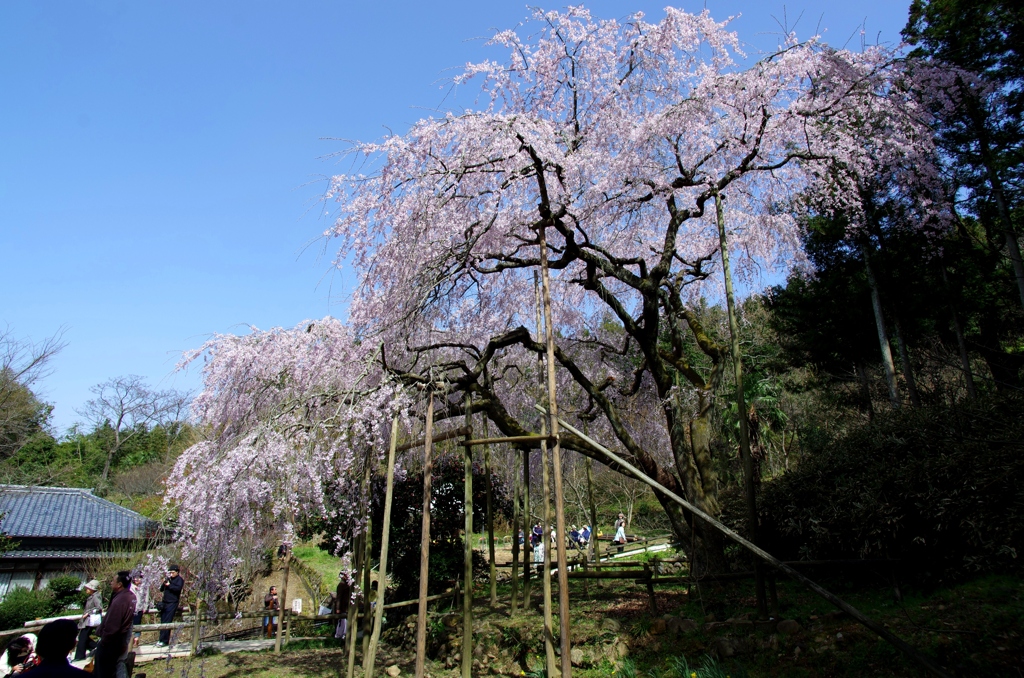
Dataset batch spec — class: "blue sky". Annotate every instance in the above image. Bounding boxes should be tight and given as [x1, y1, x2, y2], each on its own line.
[1, 1, 912, 432]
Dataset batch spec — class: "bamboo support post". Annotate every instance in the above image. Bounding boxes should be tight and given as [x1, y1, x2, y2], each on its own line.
[414, 393, 435, 678]
[462, 392, 474, 678]
[365, 416, 400, 678]
[539, 216, 573, 678]
[715, 191, 767, 619]
[544, 409, 953, 678]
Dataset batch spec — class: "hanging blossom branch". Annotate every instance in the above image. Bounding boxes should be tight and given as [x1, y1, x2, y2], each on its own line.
[166, 318, 412, 593]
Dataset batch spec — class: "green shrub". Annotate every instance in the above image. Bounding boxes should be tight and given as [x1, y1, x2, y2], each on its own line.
[759, 394, 1024, 584]
[667, 653, 735, 678]
[0, 587, 55, 630]
[47, 575, 84, 611]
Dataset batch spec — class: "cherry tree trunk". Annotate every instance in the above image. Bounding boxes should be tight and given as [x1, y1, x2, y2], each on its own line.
[716, 192, 767, 619]
[862, 244, 901, 406]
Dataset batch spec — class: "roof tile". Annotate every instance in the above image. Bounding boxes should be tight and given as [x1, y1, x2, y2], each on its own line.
[0, 485, 151, 540]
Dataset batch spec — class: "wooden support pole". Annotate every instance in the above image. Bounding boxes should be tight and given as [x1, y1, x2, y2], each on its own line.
[535, 271, 557, 677]
[414, 394, 435, 678]
[190, 596, 201, 656]
[715, 191, 767, 620]
[643, 562, 656, 614]
[383, 590, 458, 610]
[464, 434, 553, 447]
[348, 446, 372, 678]
[522, 448, 532, 607]
[484, 417, 497, 607]
[586, 455, 598, 566]
[539, 423, 556, 676]
[394, 426, 470, 453]
[539, 215, 573, 678]
[510, 445, 521, 614]
[345, 531, 362, 678]
[547, 411, 953, 678]
[462, 392, 474, 678]
[361, 508, 373, 661]
[580, 541, 589, 597]
[365, 416, 401, 678]
[275, 546, 290, 654]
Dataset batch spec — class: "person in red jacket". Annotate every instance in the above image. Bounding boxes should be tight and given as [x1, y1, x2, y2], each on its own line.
[94, 572, 136, 678]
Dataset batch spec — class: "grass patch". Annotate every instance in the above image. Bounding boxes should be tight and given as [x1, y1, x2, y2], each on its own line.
[290, 544, 344, 587]
[152, 573, 1021, 677]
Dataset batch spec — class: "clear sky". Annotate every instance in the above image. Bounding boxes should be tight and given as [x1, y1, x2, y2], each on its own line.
[1, 1, 912, 432]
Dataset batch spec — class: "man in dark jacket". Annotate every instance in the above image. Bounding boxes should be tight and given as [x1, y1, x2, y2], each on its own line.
[332, 573, 351, 640]
[23, 619, 89, 678]
[155, 565, 184, 647]
[94, 572, 136, 678]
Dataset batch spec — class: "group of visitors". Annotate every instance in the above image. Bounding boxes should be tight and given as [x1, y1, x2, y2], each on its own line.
[2, 565, 185, 678]
[568, 525, 592, 551]
[520, 513, 625, 562]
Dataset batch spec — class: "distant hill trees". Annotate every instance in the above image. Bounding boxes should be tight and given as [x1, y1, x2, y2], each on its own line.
[1, 332, 192, 513]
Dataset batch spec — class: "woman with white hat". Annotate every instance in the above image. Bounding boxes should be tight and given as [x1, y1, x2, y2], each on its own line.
[75, 579, 103, 661]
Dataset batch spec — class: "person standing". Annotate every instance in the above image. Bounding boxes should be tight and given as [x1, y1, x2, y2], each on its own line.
[94, 571, 136, 678]
[74, 581, 102, 661]
[263, 586, 280, 639]
[130, 574, 150, 648]
[23, 619, 89, 678]
[155, 565, 183, 648]
[333, 573, 351, 640]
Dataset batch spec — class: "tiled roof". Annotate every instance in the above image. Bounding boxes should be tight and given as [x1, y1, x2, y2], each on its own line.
[0, 485, 151, 540]
[2, 549, 137, 560]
